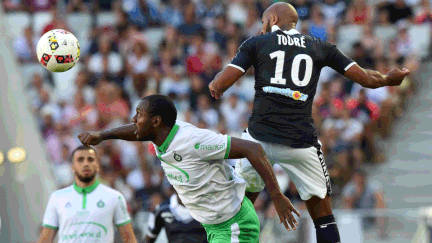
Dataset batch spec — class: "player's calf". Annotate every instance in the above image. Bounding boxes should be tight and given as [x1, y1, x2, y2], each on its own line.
[314, 214, 341, 243]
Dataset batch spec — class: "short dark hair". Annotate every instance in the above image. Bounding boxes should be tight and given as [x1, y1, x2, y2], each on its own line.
[141, 94, 177, 127]
[71, 146, 98, 162]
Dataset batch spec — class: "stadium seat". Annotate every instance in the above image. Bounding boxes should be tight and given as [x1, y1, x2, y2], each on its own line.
[337, 25, 364, 54]
[409, 24, 431, 58]
[20, 63, 47, 88]
[374, 25, 397, 45]
[6, 12, 31, 38]
[66, 13, 92, 41]
[96, 12, 117, 27]
[143, 28, 166, 53]
[33, 12, 53, 36]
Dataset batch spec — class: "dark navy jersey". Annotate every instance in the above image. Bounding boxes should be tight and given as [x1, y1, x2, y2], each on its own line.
[147, 195, 208, 243]
[229, 26, 356, 148]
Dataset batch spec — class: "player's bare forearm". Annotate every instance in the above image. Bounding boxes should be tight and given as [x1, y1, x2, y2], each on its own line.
[100, 123, 138, 141]
[228, 138, 283, 197]
[209, 66, 244, 99]
[344, 64, 410, 89]
[37, 227, 57, 243]
[118, 223, 138, 243]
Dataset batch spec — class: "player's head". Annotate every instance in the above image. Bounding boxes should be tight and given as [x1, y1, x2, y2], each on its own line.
[262, 2, 298, 34]
[71, 146, 99, 183]
[132, 94, 177, 140]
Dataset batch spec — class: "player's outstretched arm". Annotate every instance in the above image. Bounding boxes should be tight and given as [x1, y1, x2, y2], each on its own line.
[78, 123, 138, 146]
[209, 66, 244, 99]
[228, 137, 301, 231]
[36, 227, 57, 243]
[344, 64, 410, 89]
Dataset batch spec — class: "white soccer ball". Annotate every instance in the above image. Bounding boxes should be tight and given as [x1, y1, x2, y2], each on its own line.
[36, 29, 80, 72]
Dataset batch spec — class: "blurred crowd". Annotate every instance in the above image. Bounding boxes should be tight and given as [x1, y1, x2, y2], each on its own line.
[4, 0, 428, 240]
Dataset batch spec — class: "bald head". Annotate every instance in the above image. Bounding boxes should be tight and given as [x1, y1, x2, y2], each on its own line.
[261, 2, 298, 34]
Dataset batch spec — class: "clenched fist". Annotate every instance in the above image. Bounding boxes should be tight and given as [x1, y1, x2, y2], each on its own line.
[78, 132, 104, 147]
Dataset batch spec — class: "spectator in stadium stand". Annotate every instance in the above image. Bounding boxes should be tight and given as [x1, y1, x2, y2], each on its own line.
[220, 93, 248, 134]
[344, 0, 375, 25]
[245, 7, 263, 38]
[211, 14, 228, 50]
[3, 0, 22, 12]
[376, 7, 392, 26]
[14, 26, 39, 63]
[312, 82, 335, 129]
[24, 0, 56, 12]
[42, 8, 70, 36]
[177, 3, 204, 40]
[319, 0, 346, 26]
[322, 102, 365, 177]
[415, 0, 432, 24]
[359, 25, 383, 59]
[351, 42, 375, 69]
[291, 0, 313, 21]
[87, 35, 124, 80]
[196, 94, 219, 130]
[65, 0, 92, 13]
[308, 7, 328, 41]
[126, 40, 152, 76]
[195, 0, 224, 31]
[382, 0, 414, 24]
[342, 170, 388, 239]
[186, 33, 218, 76]
[158, 0, 185, 27]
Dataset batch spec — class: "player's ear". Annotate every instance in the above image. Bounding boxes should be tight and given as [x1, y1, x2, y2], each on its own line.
[153, 115, 162, 127]
[270, 14, 278, 26]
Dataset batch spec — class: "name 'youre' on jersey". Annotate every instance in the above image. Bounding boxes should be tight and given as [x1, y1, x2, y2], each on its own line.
[229, 25, 355, 148]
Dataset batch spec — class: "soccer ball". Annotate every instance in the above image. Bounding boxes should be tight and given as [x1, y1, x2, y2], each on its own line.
[36, 29, 80, 72]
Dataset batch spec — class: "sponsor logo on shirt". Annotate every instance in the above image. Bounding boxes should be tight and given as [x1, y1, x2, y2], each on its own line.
[194, 143, 226, 151]
[167, 173, 183, 183]
[60, 222, 107, 241]
[161, 212, 175, 223]
[263, 86, 308, 101]
[65, 202, 72, 208]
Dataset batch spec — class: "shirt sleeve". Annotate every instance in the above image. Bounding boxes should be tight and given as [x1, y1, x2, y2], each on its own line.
[322, 41, 356, 74]
[192, 128, 232, 161]
[228, 37, 255, 73]
[146, 206, 164, 239]
[42, 194, 59, 229]
[114, 193, 132, 227]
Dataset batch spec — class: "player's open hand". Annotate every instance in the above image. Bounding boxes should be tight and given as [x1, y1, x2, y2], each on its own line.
[78, 131, 103, 147]
[386, 68, 410, 86]
[272, 193, 301, 231]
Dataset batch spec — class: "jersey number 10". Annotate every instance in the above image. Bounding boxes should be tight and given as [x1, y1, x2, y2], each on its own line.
[269, 51, 313, 87]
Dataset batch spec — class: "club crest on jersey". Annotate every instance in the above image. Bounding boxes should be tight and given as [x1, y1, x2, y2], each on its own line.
[97, 200, 105, 208]
[173, 152, 182, 162]
[263, 86, 308, 101]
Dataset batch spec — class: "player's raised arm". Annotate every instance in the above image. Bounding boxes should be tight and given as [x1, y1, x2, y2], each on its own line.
[209, 37, 256, 99]
[228, 137, 301, 231]
[209, 67, 244, 99]
[344, 64, 410, 89]
[78, 123, 138, 146]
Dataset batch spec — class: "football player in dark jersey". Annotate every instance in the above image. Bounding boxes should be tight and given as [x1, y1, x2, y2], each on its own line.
[209, 2, 409, 243]
[143, 190, 208, 243]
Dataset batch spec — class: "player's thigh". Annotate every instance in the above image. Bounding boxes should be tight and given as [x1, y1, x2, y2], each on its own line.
[235, 130, 271, 193]
[204, 201, 260, 243]
[272, 141, 331, 201]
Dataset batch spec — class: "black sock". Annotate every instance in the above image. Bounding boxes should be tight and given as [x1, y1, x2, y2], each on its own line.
[313, 215, 341, 243]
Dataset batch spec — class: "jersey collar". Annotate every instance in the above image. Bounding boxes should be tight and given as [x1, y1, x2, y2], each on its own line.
[271, 25, 300, 35]
[156, 124, 180, 153]
[73, 179, 100, 194]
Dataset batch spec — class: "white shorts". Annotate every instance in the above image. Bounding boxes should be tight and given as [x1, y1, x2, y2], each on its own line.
[235, 129, 331, 201]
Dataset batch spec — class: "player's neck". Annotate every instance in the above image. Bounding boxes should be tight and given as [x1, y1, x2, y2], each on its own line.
[277, 23, 296, 32]
[74, 177, 97, 188]
[153, 126, 173, 147]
